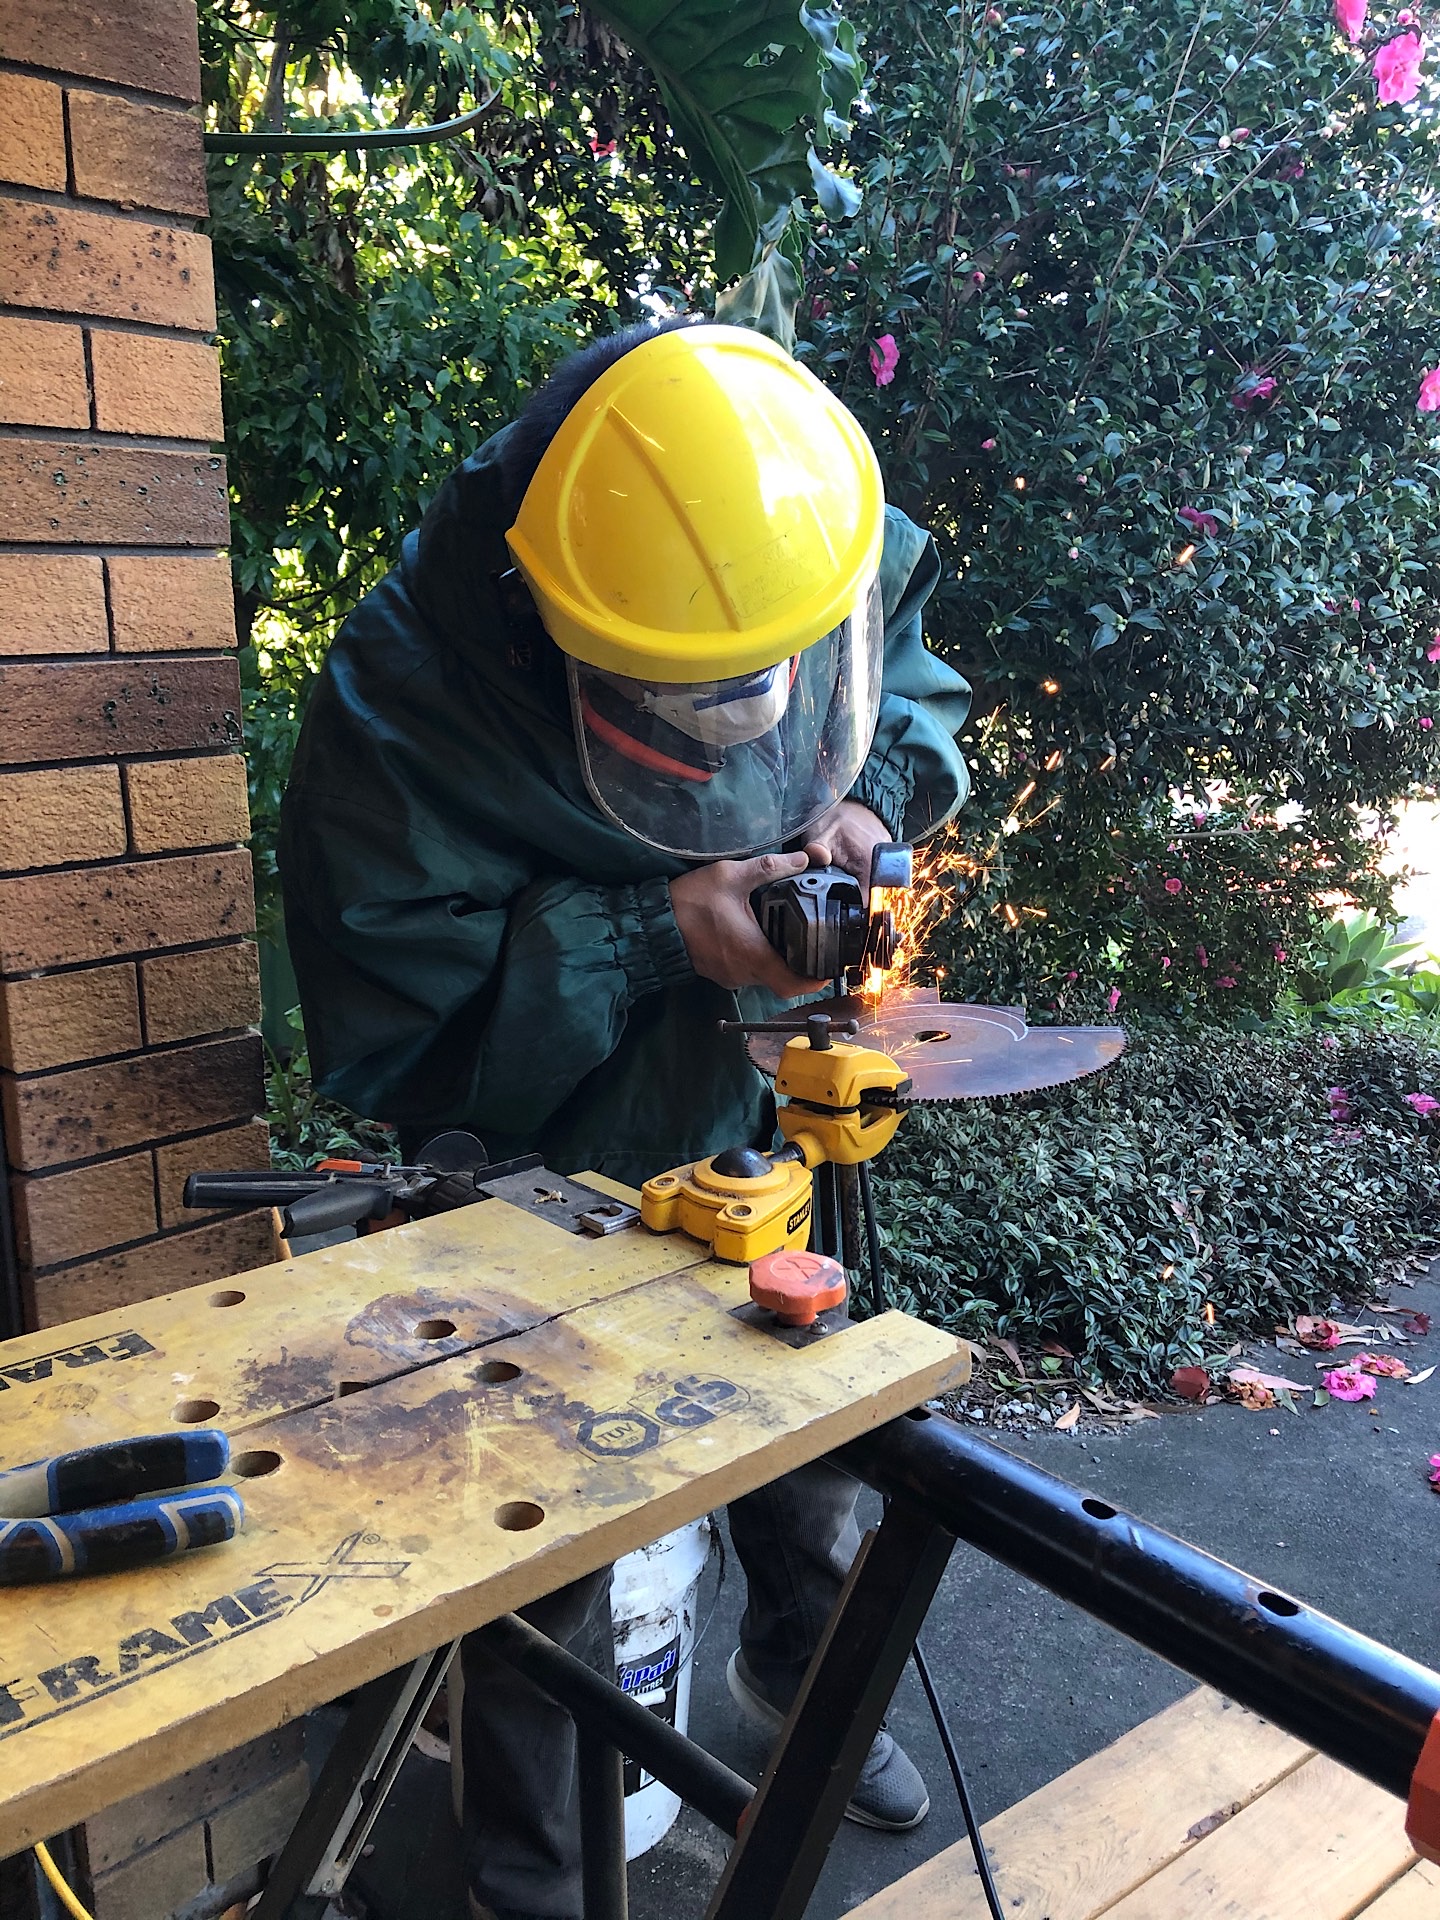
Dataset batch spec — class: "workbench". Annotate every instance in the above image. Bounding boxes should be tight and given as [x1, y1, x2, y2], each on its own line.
[0, 1184, 966, 1860]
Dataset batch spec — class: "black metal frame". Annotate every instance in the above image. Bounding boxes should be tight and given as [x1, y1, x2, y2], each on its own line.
[259, 1407, 1440, 1918]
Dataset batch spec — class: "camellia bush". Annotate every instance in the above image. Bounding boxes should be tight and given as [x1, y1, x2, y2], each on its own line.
[800, 0, 1440, 1014]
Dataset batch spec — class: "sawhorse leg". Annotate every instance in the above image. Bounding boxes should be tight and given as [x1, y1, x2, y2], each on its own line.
[704, 1496, 954, 1920]
[252, 1639, 457, 1920]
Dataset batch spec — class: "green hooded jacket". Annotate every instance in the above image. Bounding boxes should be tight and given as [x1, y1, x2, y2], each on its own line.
[279, 424, 972, 1188]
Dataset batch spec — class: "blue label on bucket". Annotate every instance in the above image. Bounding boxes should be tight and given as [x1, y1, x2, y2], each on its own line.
[617, 1632, 681, 1796]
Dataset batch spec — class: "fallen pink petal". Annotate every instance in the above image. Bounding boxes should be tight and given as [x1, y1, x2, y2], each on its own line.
[1358, 1352, 1410, 1377]
[1375, 30, 1424, 103]
[869, 334, 900, 388]
[1429, 1454, 1440, 1491]
[1322, 1366, 1376, 1401]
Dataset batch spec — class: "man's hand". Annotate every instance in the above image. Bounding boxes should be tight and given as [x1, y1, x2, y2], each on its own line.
[670, 850, 828, 998]
[803, 800, 893, 882]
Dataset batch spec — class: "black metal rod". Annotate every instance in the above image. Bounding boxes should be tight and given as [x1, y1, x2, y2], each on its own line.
[912, 1636, 1005, 1920]
[204, 94, 496, 153]
[477, 1614, 754, 1836]
[843, 1412, 1440, 1801]
[578, 1728, 629, 1920]
[705, 1502, 954, 1920]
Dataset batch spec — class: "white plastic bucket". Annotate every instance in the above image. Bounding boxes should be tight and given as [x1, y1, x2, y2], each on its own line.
[611, 1517, 713, 1860]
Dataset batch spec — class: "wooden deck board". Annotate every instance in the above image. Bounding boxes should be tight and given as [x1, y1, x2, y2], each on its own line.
[847, 1689, 1424, 1920]
[0, 1204, 966, 1856]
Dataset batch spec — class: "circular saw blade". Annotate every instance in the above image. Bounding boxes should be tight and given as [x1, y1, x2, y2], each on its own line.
[745, 986, 1125, 1101]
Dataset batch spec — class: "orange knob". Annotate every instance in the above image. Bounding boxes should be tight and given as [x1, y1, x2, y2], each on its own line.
[749, 1250, 847, 1327]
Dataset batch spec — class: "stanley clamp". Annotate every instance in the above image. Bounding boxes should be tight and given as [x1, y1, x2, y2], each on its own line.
[638, 1013, 908, 1263]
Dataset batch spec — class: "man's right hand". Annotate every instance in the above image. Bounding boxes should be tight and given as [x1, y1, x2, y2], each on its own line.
[669, 850, 827, 999]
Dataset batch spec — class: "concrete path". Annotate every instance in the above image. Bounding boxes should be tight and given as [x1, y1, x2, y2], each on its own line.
[349, 1268, 1440, 1920]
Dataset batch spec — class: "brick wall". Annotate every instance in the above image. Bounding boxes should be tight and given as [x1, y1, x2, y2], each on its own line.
[0, 0, 275, 1335]
[0, 3, 307, 1911]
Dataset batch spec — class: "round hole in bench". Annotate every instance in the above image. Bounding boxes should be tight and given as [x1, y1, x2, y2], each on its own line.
[232, 1450, 283, 1478]
[1081, 1497, 1117, 1520]
[475, 1359, 521, 1384]
[1257, 1590, 1301, 1618]
[209, 1289, 246, 1308]
[173, 1397, 220, 1424]
[414, 1317, 457, 1340]
[495, 1500, 545, 1532]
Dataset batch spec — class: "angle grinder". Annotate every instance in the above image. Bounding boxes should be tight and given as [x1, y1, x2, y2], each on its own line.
[753, 841, 913, 989]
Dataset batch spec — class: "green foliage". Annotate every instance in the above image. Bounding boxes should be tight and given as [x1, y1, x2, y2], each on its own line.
[1294, 909, 1420, 1005]
[804, 0, 1440, 1010]
[266, 1007, 402, 1167]
[875, 1020, 1440, 1393]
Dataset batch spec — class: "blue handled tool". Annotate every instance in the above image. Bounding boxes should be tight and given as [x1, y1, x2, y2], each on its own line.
[0, 1431, 243, 1585]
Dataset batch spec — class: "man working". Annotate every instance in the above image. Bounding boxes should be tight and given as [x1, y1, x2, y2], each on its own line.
[279, 317, 971, 1920]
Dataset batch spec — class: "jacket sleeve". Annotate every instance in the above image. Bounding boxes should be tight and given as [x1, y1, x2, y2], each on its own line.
[284, 792, 695, 1133]
[847, 509, 972, 841]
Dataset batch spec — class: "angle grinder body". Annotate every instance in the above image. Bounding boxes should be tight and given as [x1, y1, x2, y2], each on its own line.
[752, 841, 912, 988]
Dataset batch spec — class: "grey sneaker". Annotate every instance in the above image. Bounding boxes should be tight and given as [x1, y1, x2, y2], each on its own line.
[725, 1650, 930, 1831]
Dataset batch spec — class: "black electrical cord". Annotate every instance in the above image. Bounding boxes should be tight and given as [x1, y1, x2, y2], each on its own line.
[204, 91, 497, 154]
[856, 1162, 1006, 1920]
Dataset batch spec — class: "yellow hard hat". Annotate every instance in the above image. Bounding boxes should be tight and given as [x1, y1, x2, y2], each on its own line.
[505, 323, 884, 685]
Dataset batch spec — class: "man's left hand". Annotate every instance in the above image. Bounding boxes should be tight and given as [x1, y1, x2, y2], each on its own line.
[803, 801, 893, 882]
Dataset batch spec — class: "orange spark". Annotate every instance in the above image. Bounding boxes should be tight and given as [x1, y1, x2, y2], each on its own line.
[1014, 780, 1037, 807]
[1040, 678, 1060, 695]
[1204, 1301, 1216, 1325]
[1045, 750, 1063, 770]
[1176, 543, 1197, 567]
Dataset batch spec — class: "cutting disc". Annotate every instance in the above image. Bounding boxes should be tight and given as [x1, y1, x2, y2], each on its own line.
[744, 986, 1125, 1101]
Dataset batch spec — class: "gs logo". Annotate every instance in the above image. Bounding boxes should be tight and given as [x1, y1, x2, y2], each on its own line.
[577, 1375, 750, 1458]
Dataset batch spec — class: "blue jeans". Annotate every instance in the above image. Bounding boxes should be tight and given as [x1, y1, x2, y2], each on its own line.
[460, 1458, 862, 1917]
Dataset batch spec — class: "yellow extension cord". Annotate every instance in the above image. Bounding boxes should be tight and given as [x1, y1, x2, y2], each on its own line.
[34, 1840, 94, 1920]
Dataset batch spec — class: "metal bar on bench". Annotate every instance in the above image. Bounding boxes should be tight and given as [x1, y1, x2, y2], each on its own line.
[704, 1499, 954, 1920]
[478, 1613, 755, 1835]
[843, 1410, 1440, 1800]
[578, 1726, 629, 1920]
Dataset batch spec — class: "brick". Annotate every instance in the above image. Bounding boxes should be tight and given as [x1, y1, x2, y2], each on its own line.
[85, 1726, 304, 1873]
[12, 1151, 156, 1267]
[126, 756, 250, 853]
[143, 941, 259, 1045]
[0, 73, 66, 191]
[0, 850, 254, 973]
[109, 554, 237, 653]
[0, 202, 215, 330]
[0, 965, 140, 1073]
[156, 1118, 269, 1226]
[207, 1761, 309, 1884]
[88, 1817, 207, 1920]
[0, 438, 229, 546]
[67, 91, 207, 218]
[2, 1031, 263, 1169]
[0, 316, 89, 429]
[0, 0, 203, 101]
[90, 329, 223, 440]
[29, 1209, 278, 1324]
[0, 554, 108, 656]
[0, 766, 126, 872]
[0, 657, 242, 766]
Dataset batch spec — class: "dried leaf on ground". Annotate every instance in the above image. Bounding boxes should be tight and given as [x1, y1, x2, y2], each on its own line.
[993, 1336, 1025, 1373]
[1406, 1365, 1436, 1385]
[1357, 1351, 1410, 1378]
[1171, 1366, 1211, 1401]
[1295, 1316, 1342, 1350]
[1054, 1401, 1081, 1431]
[1041, 1339, 1075, 1358]
[1229, 1364, 1310, 1395]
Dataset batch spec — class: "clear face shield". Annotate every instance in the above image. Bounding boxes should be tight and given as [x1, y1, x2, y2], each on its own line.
[567, 574, 885, 859]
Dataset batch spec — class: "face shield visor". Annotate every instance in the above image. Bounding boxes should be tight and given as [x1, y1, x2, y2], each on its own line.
[567, 572, 885, 859]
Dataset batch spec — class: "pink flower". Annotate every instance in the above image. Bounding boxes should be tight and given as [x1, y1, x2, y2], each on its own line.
[1160, 955, 1172, 969]
[1233, 127, 1252, 140]
[1399, 7, 1416, 20]
[1067, 545, 1080, 559]
[1429, 1454, 1440, 1491]
[1193, 810, 1206, 827]
[1232, 373, 1278, 411]
[1319, 1033, 1339, 1050]
[1375, 31, 1424, 103]
[1428, 636, 1440, 661]
[1335, 0, 1366, 38]
[1281, 160, 1306, 181]
[1178, 506, 1221, 538]
[1352, 597, 1362, 613]
[1405, 1092, 1440, 1115]
[1217, 975, 1237, 988]
[972, 270, 986, 286]
[1196, 944, 1209, 967]
[1106, 986, 1121, 1011]
[1164, 877, 1183, 895]
[1064, 970, 1079, 982]
[1423, 717, 1434, 730]
[1274, 946, 1287, 962]
[981, 436, 997, 450]
[869, 334, 900, 387]
[1323, 1366, 1376, 1401]
[809, 295, 830, 320]
[588, 137, 617, 158]
[1418, 367, 1440, 412]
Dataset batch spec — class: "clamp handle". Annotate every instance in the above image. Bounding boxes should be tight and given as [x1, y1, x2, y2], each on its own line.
[749, 1250, 847, 1326]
